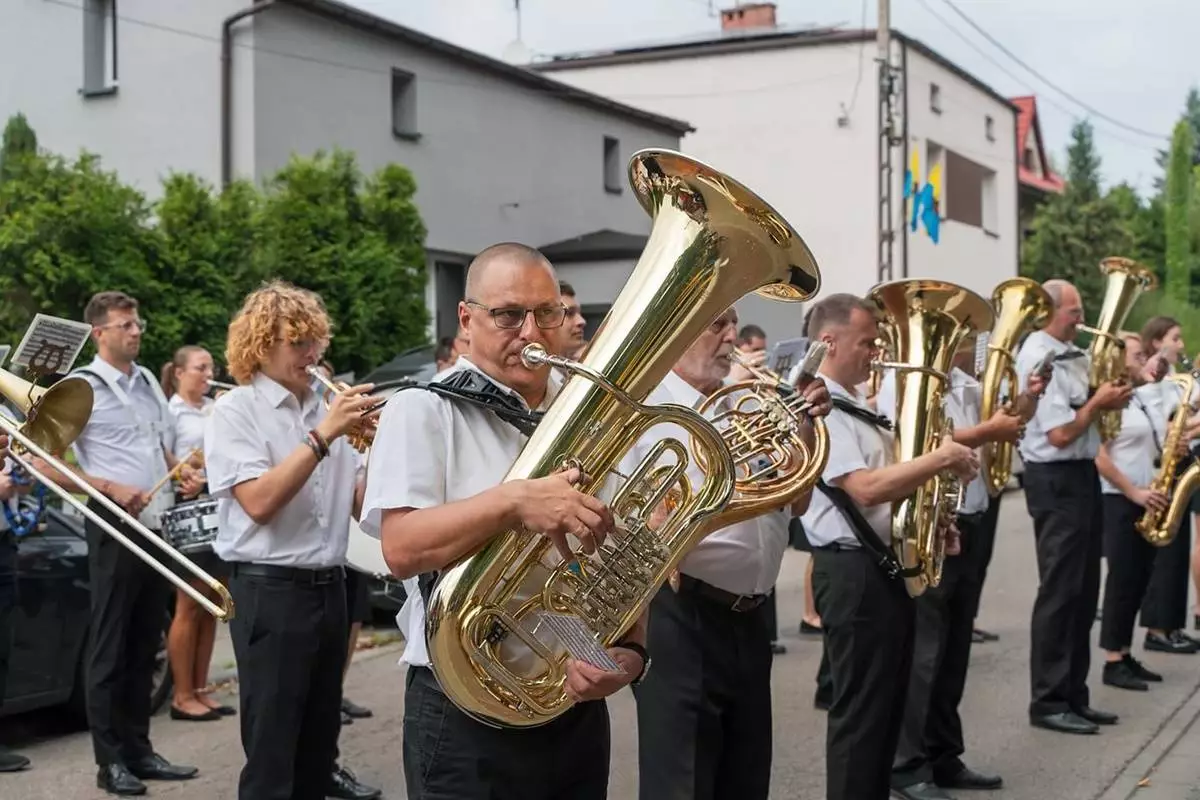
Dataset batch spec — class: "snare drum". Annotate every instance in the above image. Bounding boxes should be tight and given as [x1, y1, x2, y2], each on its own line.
[162, 498, 219, 555]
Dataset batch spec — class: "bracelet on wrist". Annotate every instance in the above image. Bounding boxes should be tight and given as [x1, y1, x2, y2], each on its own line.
[308, 429, 330, 459]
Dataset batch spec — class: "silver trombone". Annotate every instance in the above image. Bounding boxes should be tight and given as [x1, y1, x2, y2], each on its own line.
[0, 369, 234, 621]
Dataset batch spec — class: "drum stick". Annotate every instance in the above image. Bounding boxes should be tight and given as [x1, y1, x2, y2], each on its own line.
[149, 448, 204, 498]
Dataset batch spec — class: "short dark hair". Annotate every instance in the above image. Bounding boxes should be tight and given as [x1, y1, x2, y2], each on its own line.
[84, 291, 138, 326]
[559, 281, 576, 298]
[435, 336, 455, 362]
[737, 324, 766, 344]
[805, 293, 876, 338]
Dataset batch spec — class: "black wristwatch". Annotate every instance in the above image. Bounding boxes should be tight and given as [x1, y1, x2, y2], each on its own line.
[614, 641, 651, 686]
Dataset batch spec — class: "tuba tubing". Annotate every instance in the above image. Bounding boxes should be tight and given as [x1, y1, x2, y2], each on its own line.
[424, 148, 823, 729]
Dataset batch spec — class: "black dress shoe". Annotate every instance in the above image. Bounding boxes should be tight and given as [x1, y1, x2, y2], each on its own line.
[891, 781, 953, 799]
[1103, 660, 1148, 691]
[1124, 654, 1162, 682]
[97, 764, 147, 796]
[770, 641, 788, 655]
[128, 753, 199, 781]
[0, 746, 30, 772]
[1145, 630, 1199, 653]
[1073, 705, 1118, 725]
[342, 697, 373, 719]
[328, 765, 382, 800]
[937, 766, 1003, 790]
[341, 709, 354, 725]
[170, 705, 221, 721]
[799, 620, 822, 635]
[1030, 711, 1098, 734]
[973, 627, 1000, 642]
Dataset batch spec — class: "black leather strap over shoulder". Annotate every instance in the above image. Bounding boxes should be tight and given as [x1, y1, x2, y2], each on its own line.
[814, 479, 919, 582]
[831, 396, 893, 431]
[391, 368, 544, 437]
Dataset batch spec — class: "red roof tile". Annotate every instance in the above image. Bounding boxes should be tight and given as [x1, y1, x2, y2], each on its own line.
[1012, 95, 1065, 194]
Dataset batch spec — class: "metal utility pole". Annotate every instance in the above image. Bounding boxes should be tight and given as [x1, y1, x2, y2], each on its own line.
[876, 0, 903, 283]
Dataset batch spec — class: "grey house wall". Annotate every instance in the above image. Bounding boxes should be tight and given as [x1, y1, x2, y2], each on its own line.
[249, 6, 682, 261]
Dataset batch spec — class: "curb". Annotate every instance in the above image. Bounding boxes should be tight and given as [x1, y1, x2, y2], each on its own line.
[1097, 676, 1200, 800]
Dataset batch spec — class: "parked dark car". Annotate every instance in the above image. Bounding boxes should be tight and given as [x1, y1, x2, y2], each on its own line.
[1, 502, 172, 723]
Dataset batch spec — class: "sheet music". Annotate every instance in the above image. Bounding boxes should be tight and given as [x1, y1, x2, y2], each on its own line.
[540, 613, 623, 672]
[11, 314, 92, 373]
[768, 337, 809, 377]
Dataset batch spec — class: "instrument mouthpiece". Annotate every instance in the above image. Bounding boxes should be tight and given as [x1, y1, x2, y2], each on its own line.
[521, 343, 550, 369]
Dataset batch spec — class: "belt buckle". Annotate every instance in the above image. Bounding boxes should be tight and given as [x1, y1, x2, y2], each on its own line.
[730, 594, 760, 613]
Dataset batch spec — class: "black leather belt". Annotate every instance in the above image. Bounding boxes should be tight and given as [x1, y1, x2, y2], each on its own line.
[677, 573, 767, 612]
[231, 562, 345, 585]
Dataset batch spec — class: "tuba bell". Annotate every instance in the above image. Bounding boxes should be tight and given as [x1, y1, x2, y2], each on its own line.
[426, 149, 822, 728]
[868, 279, 994, 597]
[1079, 257, 1157, 442]
[978, 278, 1054, 496]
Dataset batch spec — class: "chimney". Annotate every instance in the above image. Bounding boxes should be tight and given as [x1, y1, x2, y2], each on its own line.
[720, 3, 777, 31]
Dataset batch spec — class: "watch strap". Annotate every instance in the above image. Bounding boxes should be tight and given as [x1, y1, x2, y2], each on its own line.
[614, 640, 650, 685]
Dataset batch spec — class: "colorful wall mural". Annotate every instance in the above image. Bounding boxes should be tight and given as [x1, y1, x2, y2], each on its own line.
[904, 148, 942, 244]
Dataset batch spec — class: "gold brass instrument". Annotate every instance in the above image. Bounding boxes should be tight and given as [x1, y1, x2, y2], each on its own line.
[306, 366, 377, 452]
[0, 368, 234, 620]
[869, 279, 994, 597]
[978, 278, 1054, 496]
[1078, 257, 1158, 442]
[426, 148, 822, 728]
[689, 343, 830, 531]
[1137, 370, 1200, 545]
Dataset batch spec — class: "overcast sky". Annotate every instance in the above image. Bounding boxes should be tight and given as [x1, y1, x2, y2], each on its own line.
[348, 0, 1196, 198]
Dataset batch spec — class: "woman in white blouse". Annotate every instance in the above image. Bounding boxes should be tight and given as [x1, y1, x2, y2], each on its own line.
[159, 345, 234, 721]
[1095, 332, 1179, 691]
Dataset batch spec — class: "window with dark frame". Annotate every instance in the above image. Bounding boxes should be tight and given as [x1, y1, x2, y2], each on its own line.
[82, 0, 118, 96]
[985, 115, 995, 142]
[930, 83, 942, 114]
[603, 136, 621, 194]
[391, 69, 419, 140]
[944, 149, 997, 234]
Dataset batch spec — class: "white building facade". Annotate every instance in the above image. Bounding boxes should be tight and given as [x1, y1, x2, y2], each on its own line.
[536, 3, 1019, 342]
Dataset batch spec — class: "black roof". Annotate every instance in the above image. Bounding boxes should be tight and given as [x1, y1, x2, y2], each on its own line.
[534, 26, 1017, 112]
[540, 229, 648, 263]
[275, 0, 695, 135]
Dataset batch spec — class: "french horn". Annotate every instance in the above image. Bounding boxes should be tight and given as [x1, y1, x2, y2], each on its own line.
[426, 149, 822, 728]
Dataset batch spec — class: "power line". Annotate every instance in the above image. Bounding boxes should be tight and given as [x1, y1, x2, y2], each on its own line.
[934, 0, 1167, 142]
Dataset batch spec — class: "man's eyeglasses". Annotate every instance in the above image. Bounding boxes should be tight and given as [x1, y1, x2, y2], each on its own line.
[465, 301, 566, 330]
[97, 318, 147, 334]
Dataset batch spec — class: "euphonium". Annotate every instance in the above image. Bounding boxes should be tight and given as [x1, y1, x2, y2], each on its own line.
[1137, 369, 1200, 545]
[978, 278, 1054, 496]
[1079, 257, 1157, 442]
[868, 279, 994, 597]
[426, 149, 822, 728]
[690, 343, 831, 531]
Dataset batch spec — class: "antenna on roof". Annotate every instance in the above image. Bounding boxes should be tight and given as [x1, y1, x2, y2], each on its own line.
[502, 0, 533, 64]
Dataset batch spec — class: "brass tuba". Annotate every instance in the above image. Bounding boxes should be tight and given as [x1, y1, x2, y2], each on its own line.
[868, 279, 994, 597]
[426, 149, 822, 728]
[1137, 369, 1199, 545]
[689, 343, 831, 532]
[1079, 257, 1157, 442]
[978, 278, 1054, 496]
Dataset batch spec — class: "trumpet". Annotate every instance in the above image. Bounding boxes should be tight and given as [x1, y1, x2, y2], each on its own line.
[206, 379, 236, 399]
[0, 369, 233, 620]
[305, 366, 379, 452]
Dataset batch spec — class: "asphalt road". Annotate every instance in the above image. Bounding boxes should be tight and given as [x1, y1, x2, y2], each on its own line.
[2, 488, 1200, 799]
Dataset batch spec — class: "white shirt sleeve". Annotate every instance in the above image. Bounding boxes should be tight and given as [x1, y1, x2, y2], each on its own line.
[823, 410, 869, 486]
[876, 371, 898, 423]
[204, 395, 271, 499]
[359, 389, 449, 539]
[1032, 365, 1076, 434]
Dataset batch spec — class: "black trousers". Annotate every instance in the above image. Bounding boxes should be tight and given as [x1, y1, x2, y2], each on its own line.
[1140, 506, 1192, 631]
[228, 565, 348, 800]
[402, 665, 610, 800]
[84, 501, 171, 767]
[0, 533, 14, 711]
[813, 547, 916, 800]
[1100, 495, 1159, 650]
[893, 513, 987, 787]
[1022, 460, 1102, 716]
[765, 588, 779, 642]
[971, 494, 1003, 620]
[635, 582, 774, 800]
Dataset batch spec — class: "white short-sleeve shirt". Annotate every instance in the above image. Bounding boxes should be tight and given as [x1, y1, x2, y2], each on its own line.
[617, 371, 790, 597]
[799, 375, 894, 549]
[205, 372, 358, 569]
[359, 358, 561, 669]
[1016, 330, 1099, 463]
[1101, 382, 1167, 494]
[168, 394, 213, 461]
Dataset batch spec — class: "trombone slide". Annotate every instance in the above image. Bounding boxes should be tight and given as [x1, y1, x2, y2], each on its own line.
[0, 418, 233, 621]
